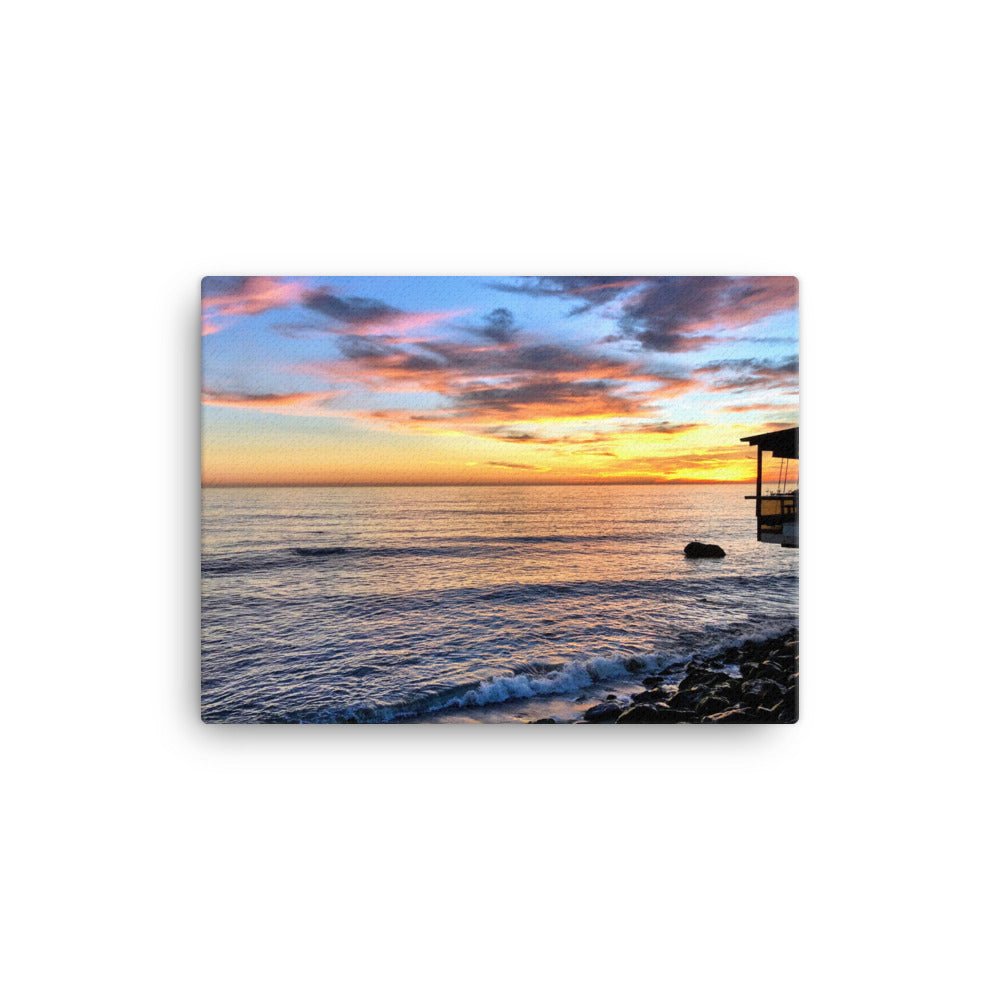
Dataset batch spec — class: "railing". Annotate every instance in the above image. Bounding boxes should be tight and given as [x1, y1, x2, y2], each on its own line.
[744, 491, 798, 541]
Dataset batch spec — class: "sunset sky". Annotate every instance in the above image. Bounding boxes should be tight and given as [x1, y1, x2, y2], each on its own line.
[201, 276, 798, 485]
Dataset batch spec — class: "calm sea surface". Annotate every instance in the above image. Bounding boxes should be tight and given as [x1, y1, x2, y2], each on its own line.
[201, 485, 798, 723]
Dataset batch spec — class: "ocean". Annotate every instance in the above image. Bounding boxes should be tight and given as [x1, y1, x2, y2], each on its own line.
[201, 484, 798, 723]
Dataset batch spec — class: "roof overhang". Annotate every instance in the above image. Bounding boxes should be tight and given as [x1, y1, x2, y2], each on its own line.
[740, 426, 798, 460]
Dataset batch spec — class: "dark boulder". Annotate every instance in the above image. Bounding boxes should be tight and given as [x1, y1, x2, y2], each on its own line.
[756, 660, 788, 683]
[684, 542, 726, 559]
[740, 678, 786, 710]
[583, 702, 623, 723]
[641, 675, 665, 688]
[531, 717, 557, 724]
[696, 693, 732, 716]
[776, 702, 799, 724]
[632, 689, 668, 705]
[722, 679, 746, 703]
[679, 669, 731, 692]
[668, 688, 706, 712]
[615, 705, 664, 724]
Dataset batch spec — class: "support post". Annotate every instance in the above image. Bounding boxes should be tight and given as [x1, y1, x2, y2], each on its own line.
[755, 446, 763, 541]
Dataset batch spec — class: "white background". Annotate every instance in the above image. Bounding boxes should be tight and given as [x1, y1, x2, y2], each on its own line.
[4, 2, 997, 998]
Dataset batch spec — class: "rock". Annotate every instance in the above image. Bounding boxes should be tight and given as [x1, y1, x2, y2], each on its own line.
[668, 688, 706, 711]
[623, 657, 645, 672]
[757, 660, 787, 683]
[740, 678, 786, 710]
[684, 541, 726, 559]
[632, 689, 668, 705]
[722, 679, 745, 703]
[679, 669, 731, 692]
[583, 702, 623, 723]
[776, 703, 799, 724]
[608, 627, 800, 723]
[655, 708, 697, 723]
[704, 707, 755, 724]
[531, 717, 557, 724]
[605, 694, 618, 701]
[614, 704, 664, 724]
[696, 693, 732, 716]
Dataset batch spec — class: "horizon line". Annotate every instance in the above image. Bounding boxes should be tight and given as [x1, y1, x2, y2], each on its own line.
[201, 478, 786, 488]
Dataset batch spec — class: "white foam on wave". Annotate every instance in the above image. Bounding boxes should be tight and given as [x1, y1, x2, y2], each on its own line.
[451, 655, 650, 708]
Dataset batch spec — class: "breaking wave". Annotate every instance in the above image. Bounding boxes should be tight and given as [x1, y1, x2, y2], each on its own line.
[261, 621, 794, 724]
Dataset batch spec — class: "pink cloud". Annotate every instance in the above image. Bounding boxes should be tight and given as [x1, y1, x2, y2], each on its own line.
[203, 277, 306, 317]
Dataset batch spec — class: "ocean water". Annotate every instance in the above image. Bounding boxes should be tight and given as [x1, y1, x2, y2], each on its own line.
[201, 485, 798, 723]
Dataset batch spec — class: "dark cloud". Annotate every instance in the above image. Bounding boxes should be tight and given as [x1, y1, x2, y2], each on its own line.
[632, 421, 703, 435]
[417, 339, 633, 380]
[696, 356, 799, 394]
[696, 357, 799, 375]
[202, 276, 249, 299]
[485, 461, 546, 470]
[509, 344, 596, 372]
[619, 277, 798, 352]
[474, 422, 700, 447]
[486, 277, 641, 314]
[335, 334, 398, 360]
[201, 388, 332, 409]
[493, 276, 798, 352]
[453, 378, 647, 419]
[330, 335, 447, 375]
[455, 307, 520, 344]
[486, 429, 540, 442]
[302, 292, 403, 326]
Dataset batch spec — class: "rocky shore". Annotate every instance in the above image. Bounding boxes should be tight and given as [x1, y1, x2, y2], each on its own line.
[533, 628, 799, 724]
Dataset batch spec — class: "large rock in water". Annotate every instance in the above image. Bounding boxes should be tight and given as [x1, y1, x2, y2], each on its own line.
[684, 542, 726, 559]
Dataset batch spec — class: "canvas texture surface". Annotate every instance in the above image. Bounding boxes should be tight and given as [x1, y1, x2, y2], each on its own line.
[201, 277, 799, 724]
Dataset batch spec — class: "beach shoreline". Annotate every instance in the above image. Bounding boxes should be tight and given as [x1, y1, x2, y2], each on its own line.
[530, 627, 799, 724]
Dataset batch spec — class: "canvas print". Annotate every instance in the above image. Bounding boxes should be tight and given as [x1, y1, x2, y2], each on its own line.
[201, 276, 799, 724]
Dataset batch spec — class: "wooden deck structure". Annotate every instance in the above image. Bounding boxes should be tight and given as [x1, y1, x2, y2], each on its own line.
[740, 427, 798, 547]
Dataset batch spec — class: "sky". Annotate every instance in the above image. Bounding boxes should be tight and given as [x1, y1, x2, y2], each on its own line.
[201, 276, 798, 485]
